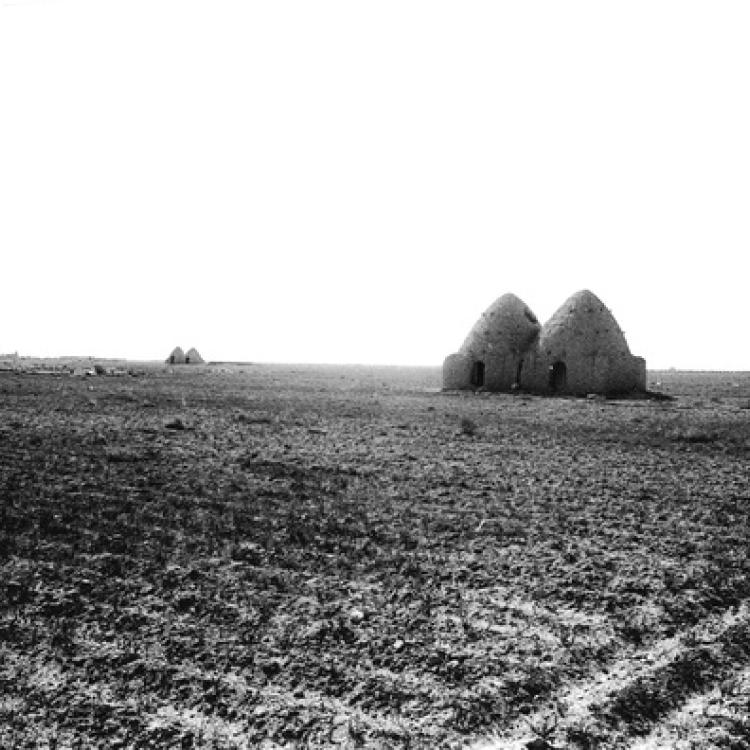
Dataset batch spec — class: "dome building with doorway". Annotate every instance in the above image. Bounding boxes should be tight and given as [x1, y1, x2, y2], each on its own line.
[443, 293, 541, 391]
[185, 347, 204, 364]
[443, 290, 646, 396]
[166, 346, 186, 365]
[166, 346, 205, 365]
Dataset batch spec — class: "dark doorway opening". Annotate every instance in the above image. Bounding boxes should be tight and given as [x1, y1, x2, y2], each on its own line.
[549, 361, 567, 392]
[515, 361, 523, 388]
[470, 361, 485, 388]
[169, 356, 175, 364]
[185, 357, 190, 364]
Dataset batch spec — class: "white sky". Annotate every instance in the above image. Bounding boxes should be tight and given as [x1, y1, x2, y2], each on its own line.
[1, 1, 748, 369]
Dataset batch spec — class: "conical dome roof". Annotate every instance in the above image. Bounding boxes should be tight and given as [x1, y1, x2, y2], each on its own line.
[460, 293, 540, 357]
[166, 346, 186, 364]
[539, 290, 631, 358]
[185, 347, 204, 364]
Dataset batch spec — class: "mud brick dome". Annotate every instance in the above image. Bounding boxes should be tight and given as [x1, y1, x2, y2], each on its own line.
[166, 346, 204, 365]
[443, 293, 541, 391]
[166, 346, 186, 365]
[443, 290, 646, 395]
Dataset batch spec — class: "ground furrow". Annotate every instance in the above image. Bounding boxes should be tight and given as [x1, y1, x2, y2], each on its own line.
[625, 662, 750, 750]
[470, 601, 750, 749]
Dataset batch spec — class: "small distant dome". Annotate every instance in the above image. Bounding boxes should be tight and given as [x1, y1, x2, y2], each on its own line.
[539, 289, 631, 359]
[185, 347, 204, 364]
[166, 346, 186, 365]
[460, 293, 541, 358]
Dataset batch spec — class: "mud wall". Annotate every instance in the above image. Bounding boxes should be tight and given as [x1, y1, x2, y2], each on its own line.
[632, 356, 647, 391]
[443, 350, 528, 391]
[444, 340, 645, 394]
[442, 352, 472, 389]
[522, 348, 646, 395]
[483, 351, 524, 390]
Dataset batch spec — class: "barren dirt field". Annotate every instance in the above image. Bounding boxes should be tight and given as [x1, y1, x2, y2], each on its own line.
[1, 364, 749, 749]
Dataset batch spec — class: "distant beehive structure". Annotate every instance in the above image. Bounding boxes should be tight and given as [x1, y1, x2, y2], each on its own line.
[166, 346, 204, 365]
[185, 347, 204, 364]
[443, 290, 646, 396]
[167, 346, 186, 365]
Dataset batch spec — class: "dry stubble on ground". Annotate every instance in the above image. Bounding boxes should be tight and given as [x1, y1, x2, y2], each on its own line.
[1, 365, 749, 749]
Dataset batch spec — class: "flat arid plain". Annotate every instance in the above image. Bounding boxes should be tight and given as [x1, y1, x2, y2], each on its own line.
[1, 364, 749, 749]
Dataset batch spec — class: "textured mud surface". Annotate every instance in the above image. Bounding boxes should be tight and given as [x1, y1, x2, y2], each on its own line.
[1, 365, 749, 748]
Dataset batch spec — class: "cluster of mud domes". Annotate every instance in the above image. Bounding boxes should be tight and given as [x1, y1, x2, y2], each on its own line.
[443, 290, 646, 395]
[166, 346, 204, 365]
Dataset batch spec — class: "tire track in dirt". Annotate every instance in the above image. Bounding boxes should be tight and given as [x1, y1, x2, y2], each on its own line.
[626, 664, 750, 749]
[470, 601, 750, 749]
